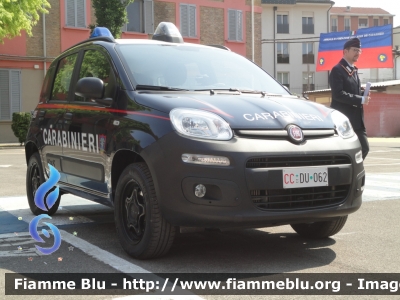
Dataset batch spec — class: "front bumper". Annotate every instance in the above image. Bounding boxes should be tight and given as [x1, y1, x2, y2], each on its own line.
[144, 132, 365, 228]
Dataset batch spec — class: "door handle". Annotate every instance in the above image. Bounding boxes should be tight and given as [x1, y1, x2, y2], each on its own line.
[64, 113, 73, 120]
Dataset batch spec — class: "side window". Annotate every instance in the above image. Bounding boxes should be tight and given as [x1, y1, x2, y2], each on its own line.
[74, 50, 117, 102]
[39, 65, 55, 102]
[50, 53, 78, 101]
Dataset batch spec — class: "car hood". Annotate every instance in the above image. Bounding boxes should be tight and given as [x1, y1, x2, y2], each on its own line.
[133, 92, 335, 130]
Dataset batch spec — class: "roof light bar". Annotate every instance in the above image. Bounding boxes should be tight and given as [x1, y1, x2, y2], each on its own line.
[90, 27, 114, 39]
[152, 22, 184, 44]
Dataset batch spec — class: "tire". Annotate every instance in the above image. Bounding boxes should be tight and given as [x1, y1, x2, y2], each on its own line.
[290, 216, 348, 239]
[114, 162, 176, 259]
[26, 152, 60, 216]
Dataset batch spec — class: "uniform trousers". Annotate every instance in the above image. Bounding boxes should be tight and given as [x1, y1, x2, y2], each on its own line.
[354, 129, 369, 159]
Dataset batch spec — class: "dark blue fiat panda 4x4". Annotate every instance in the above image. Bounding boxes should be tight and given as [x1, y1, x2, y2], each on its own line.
[25, 23, 365, 259]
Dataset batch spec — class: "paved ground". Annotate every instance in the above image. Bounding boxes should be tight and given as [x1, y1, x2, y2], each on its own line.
[0, 138, 399, 299]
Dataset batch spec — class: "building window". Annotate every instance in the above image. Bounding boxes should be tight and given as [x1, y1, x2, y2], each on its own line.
[359, 18, 368, 28]
[344, 18, 350, 31]
[122, 0, 154, 34]
[277, 43, 289, 63]
[228, 9, 243, 41]
[65, 0, 86, 28]
[277, 72, 289, 89]
[302, 17, 314, 34]
[331, 18, 338, 32]
[374, 19, 379, 27]
[302, 43, 314, 64]
[180, 4, 196, 37]
[0, 69, 21, 121]
[303, 72, 314, 92]
[383, 19, 389, 25]
[277, 13, 289, 34]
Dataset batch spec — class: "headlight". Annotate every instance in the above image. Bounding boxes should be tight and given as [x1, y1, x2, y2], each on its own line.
[330, 110, 355, 139]
[170, 108, 233, 140]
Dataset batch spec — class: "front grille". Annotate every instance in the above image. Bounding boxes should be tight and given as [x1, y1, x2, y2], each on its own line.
[251, 185, 350, 211]
[246, 155, 351, 169]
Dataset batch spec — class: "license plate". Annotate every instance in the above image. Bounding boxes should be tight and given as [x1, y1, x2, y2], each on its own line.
[283, 167, 328, 189]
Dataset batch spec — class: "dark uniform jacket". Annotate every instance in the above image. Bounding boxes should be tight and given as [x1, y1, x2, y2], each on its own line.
[329, 58, 365, 130]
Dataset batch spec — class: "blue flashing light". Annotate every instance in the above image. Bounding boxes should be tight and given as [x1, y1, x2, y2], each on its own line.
[90, 27, 114, 39]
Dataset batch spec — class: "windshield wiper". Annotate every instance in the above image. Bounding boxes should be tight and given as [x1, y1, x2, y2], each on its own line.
[195, 88, 274, 96]
[195, 88, 240, 92]
[135, 85, 188, 91]
[240, 90, 266, 94]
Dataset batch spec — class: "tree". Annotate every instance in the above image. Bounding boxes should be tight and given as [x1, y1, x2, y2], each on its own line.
[0, 0, 50, 43]
[90, 0, 134, 38]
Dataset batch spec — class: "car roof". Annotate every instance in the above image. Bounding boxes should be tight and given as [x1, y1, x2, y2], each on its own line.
[65, 35, 228, 54]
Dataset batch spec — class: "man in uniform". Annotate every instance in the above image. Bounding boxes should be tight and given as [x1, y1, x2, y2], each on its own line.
[330, 37, 371, 159]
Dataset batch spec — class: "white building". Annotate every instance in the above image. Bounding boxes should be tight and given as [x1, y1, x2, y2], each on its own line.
[261, 0, 333, 95]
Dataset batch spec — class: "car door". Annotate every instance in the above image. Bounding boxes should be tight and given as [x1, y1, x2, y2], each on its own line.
[62, 46, 119, 197]
[38, 52, 79, 183]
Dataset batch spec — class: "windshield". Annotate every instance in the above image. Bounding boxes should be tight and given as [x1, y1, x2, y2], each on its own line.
[117, 44, 289, 94]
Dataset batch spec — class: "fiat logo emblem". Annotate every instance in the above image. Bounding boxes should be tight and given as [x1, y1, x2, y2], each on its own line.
[287, 125, 304, 143]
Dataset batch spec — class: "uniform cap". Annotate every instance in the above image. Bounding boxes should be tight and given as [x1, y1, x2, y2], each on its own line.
[344, 37, 361, 49]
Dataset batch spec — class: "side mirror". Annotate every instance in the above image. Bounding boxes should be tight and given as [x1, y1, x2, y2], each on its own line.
[75, 77, 113, 106]
[75, 77, 104, 99]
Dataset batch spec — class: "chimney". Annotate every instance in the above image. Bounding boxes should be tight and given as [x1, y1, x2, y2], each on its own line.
[346, 6, 351, 11]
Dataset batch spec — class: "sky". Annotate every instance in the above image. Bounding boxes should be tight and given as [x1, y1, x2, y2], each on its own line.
[332, 0, 400, 27]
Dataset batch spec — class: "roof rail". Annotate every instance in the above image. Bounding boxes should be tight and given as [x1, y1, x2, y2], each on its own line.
[64, 36, 116, 52]
[207, 44, 231, 51]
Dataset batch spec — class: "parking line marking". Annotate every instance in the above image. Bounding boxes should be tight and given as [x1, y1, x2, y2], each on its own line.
[363, 163, 400, 166]
[62, 230, 202, 298]
[59, 229, 151, 273]
[0, 196, 96, 227]
[366, 157, 400, 161]
[363, 173, 400, 202]
[369, 150, 400, 153]
[0, 153, 24, 155]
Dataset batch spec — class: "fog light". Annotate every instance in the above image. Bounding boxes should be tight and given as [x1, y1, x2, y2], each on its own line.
[182, 154, 230, 166]
[195, 184, 206, 198]
[355, 150, 363, 164]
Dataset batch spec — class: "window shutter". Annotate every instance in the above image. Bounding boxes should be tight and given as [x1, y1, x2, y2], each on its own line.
[66, 0, 75, 27]
[237, 10, 243, 41]
[189, 5, 196, 37]
[0, 70, 10, 120]
[123, 2, 133, 32]
[76, 0, 86, 28]
[10, 70, 21, 114]
[180, 4, 189, 37]
[144, 0, 154, 34]
[228, 10, 236, 40]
